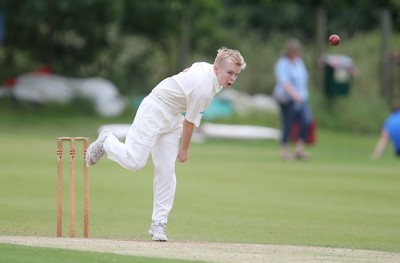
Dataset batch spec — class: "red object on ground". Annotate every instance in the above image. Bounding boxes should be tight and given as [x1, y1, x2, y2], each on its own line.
[2, 65, 52, 88]
[33, 65, 52, 75]
[290, 120, 317, 145]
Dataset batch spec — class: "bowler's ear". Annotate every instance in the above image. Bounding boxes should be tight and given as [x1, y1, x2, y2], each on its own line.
[213, 64, 219, 72]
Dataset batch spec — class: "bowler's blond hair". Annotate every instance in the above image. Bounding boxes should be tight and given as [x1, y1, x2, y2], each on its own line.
[214, 47, 246, 70]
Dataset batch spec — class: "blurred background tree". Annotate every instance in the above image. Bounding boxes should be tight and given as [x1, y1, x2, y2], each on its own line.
[1, 0, 400, 132]
[0, 0, 117, 76]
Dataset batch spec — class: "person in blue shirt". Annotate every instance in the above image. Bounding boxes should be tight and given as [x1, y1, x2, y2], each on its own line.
[372, 103, 400, 159]
[273, 38, 312, 160]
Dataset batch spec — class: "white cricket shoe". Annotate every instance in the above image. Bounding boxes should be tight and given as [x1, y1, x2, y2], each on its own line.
[149, 221, 168, 242]
[85, 129, 111, 166]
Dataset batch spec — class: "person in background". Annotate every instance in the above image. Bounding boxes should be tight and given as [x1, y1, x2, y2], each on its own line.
[372, 103, 400, 159]
[85, 47, 246, 241]
[273, 38, 312, 161]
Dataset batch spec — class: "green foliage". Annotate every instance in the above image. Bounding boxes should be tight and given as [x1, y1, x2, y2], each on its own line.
[1, 0, 117, 76]
[0, 97, 97, 118]
[308, 31, 397, 133]
[312, 93, 389, 133]
[1, 2, 400, 133]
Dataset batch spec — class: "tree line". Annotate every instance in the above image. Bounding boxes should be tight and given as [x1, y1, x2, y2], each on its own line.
[1, 0, 399, 95]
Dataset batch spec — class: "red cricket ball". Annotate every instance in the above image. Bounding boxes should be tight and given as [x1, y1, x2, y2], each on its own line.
[329, 34, 340, 46]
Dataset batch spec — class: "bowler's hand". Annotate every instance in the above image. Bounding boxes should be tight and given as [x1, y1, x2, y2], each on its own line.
[177, 148, 189, 162]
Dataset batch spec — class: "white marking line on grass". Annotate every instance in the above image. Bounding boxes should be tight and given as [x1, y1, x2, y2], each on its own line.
[0, 236, 399, 263]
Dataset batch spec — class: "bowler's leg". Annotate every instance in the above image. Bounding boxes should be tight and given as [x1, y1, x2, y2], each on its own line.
[103, 97, 162, 170]
[103, 132, 151, 170]
[149, 129, 180, 241]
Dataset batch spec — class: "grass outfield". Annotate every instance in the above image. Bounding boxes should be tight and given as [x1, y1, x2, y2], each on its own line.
[0, 115, 399, 261]
[0, 243, 202, 263]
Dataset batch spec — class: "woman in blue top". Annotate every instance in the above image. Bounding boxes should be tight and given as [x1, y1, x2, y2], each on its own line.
[273, 38, 312, 160]
[372, 103, 400, 159]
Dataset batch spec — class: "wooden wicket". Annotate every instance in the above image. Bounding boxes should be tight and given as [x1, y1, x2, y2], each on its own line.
[57, 137, 90, 238]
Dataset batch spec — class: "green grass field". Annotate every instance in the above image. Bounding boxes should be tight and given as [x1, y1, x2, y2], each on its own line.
[0, 243, 200, 263]
[0, 114, 399, 262]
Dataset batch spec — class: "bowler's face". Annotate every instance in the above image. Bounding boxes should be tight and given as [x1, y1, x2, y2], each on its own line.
[214, 62, 242, 89]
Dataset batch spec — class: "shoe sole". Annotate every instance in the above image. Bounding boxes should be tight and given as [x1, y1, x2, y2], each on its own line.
[152, 236, 168, 242]
[85, 129, 110, 166]
[149, 230, 168, 241]
[85, 143, 95, 166]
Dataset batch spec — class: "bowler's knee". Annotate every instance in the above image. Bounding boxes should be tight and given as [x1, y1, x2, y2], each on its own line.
[123, 159, 147, 171]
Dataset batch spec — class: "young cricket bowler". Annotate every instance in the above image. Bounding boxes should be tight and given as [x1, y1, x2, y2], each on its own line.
[86, 47, 246, 241]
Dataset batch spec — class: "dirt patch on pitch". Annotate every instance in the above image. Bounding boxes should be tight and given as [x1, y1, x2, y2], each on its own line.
[1, 236, 399, 263]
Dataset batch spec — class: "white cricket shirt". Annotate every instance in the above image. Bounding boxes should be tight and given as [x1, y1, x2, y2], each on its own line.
[151, 62, 222, 127]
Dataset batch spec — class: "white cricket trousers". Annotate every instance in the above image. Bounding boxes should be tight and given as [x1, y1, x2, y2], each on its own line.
[103, 94, 183, 224]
